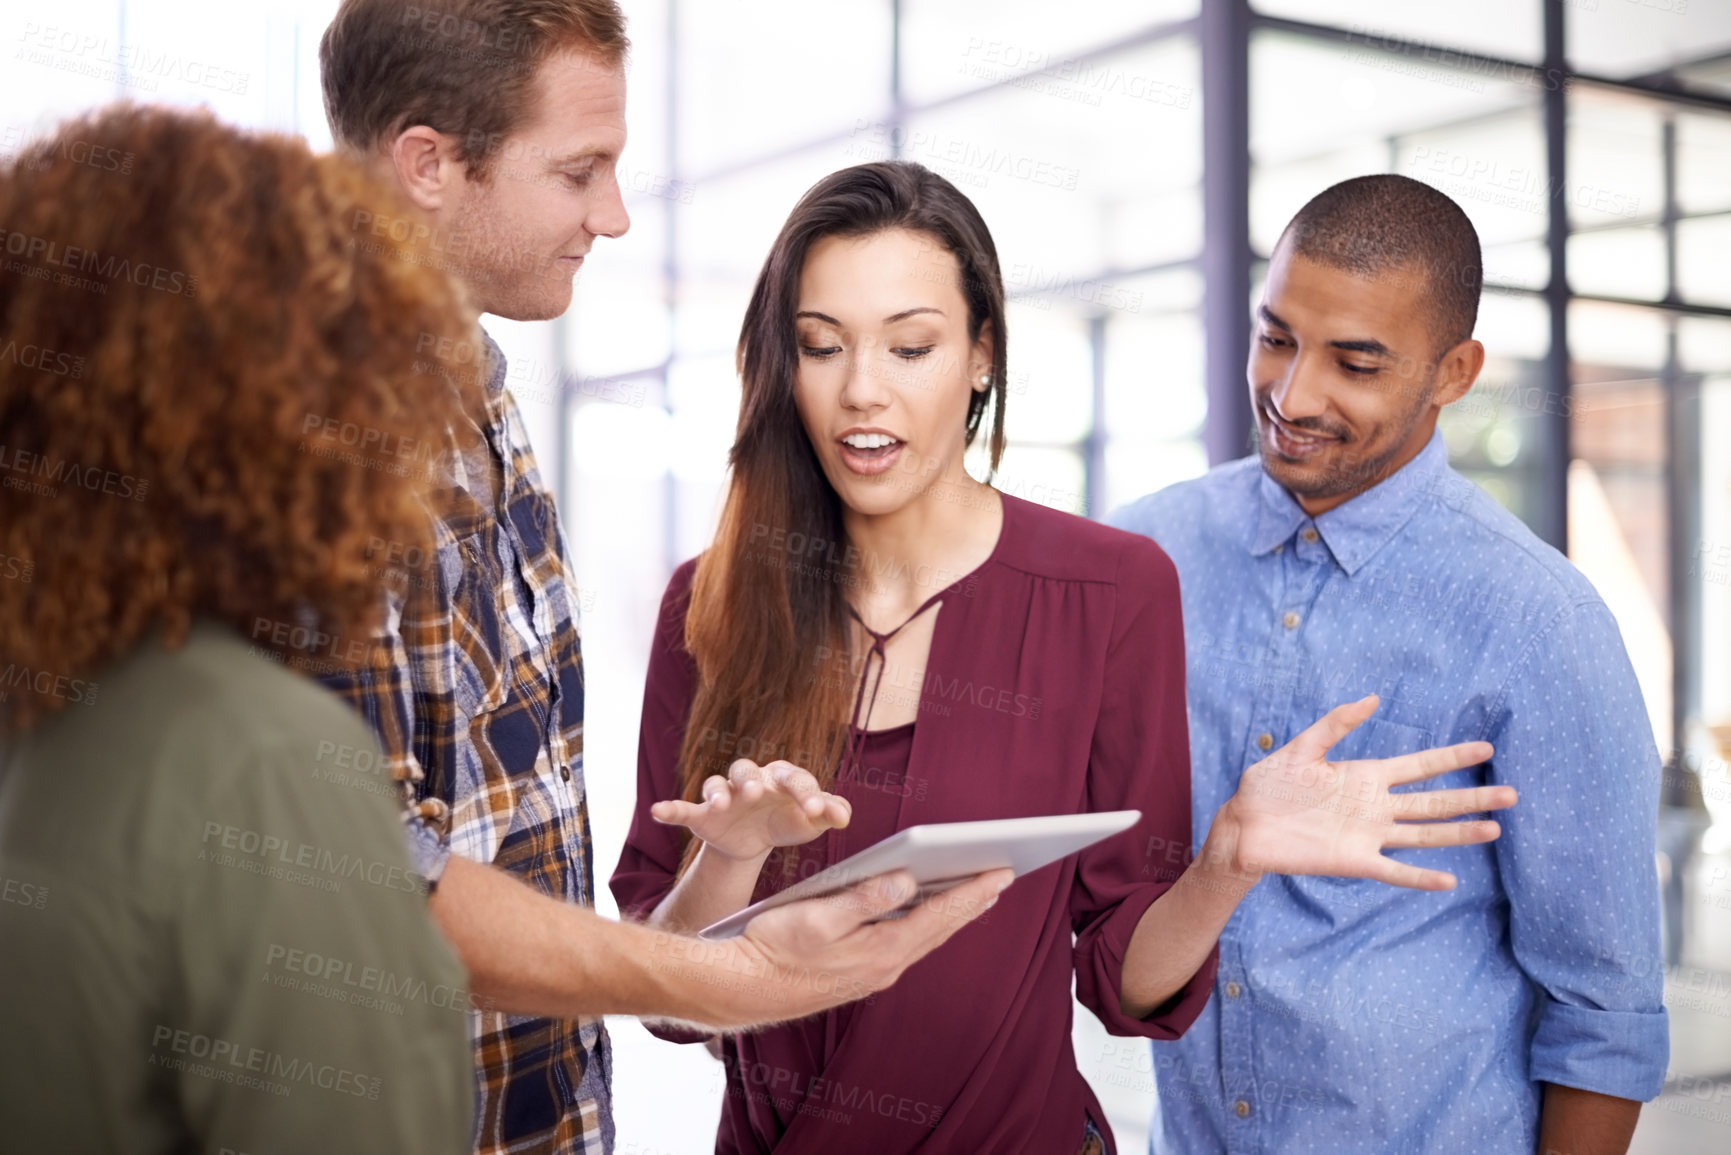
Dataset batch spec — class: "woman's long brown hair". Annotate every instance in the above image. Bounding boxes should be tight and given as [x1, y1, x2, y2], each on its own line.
[674, 161, 1010, 821]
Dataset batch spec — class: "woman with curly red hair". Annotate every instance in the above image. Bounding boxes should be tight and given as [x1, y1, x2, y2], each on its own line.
[0, 105, 483, 1153]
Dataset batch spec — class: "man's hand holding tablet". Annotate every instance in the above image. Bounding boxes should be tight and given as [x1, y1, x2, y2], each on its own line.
[694, 867, 1014, 1028]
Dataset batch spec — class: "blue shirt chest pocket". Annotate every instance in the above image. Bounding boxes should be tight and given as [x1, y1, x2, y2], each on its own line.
[1283, 706, 1487, 908]
[1303, 704, 1484, 797]
[1311, 706, 1487, 794]
[1310, 709, 1433, 765]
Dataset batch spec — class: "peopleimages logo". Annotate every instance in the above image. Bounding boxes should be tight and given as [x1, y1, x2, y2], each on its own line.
[849, 121, 1082, 192]
[0, 229, 198, 296]
[263, 943, 488, 1015]
[149, 1025, 381, 1099]
[0, 443, 148, 502]
[0, 662, 98, 706]
[0, 338, 83, 377]
[1, 874, 48, 910]
[15, 23, 251, 94]
[198, 821, 427, 896]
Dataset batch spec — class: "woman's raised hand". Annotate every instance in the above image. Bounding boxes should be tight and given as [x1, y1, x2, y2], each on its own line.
[650, 758, 853, 863]
[1214, 695, 1515, 891]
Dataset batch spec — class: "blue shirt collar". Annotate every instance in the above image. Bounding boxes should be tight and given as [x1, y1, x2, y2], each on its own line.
[1250, 428, 1447, 575]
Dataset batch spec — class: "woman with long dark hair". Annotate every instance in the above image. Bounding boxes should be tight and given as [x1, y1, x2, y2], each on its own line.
[611, 161, 1511, 1153]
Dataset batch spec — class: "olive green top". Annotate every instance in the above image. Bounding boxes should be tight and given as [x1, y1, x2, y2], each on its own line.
[0, 620, 474, 1153]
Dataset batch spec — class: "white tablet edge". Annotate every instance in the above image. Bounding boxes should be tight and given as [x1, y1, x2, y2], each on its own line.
[696, 809, 1140, 940]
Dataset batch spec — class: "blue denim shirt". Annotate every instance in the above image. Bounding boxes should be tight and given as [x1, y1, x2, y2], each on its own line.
[1109, 430, 1667, 1155]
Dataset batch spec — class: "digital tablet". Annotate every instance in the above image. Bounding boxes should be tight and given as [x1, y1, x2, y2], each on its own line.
[697, 809, 1140, 940]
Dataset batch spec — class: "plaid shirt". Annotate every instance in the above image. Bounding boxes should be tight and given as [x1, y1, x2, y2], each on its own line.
[320, 331, 613, 1155]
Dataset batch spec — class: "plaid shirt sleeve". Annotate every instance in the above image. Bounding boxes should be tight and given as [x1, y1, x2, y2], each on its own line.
[322, 336, 612, 1154]
[316, 561, 454, 886]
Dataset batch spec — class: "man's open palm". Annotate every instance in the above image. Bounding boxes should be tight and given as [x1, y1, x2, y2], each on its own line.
[1224, 695, 1515, 890]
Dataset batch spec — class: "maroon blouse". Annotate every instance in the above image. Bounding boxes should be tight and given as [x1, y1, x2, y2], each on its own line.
[610, 494, 1216, 1154]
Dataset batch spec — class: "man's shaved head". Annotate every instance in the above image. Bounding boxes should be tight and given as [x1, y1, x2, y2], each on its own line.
[1277, 174, 1482, 357]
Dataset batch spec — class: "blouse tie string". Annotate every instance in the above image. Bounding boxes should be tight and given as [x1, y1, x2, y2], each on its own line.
[840, 595, 941, 782]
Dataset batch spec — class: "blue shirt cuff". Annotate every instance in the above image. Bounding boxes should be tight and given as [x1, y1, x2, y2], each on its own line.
[1530, 999, 1670, 1101]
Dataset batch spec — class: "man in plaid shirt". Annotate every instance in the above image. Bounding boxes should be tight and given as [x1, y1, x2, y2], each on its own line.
[323, 317, 615, 1149]
[315, 3, 1009, 1152]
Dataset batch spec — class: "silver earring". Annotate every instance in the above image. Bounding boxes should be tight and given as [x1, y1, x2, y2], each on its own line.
[979, 373, 991, 386]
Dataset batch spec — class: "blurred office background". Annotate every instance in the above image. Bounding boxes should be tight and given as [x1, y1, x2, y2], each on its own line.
[5, 0, 1730, 1150]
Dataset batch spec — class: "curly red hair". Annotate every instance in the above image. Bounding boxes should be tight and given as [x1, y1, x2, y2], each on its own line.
[0, 104, 484, 730]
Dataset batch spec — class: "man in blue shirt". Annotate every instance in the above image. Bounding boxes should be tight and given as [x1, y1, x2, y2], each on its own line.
[1110, 174, 1667, 1155]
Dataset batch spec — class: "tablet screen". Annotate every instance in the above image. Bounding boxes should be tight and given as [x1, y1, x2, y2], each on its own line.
[697, 809, 1140, 940]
